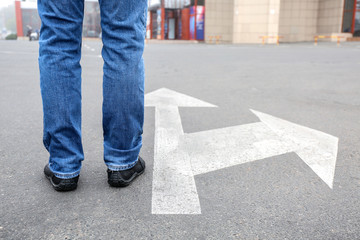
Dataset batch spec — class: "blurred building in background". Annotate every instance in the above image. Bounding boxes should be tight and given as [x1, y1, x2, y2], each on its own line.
[0, 2, 16, 38]
[150, 0, 359, 43]
[147, 0, 205, 40]
[83, 0, 101, 38]
[204, 0, 359, 44]
[14, 0, 40, 37]
[11, 0, 360, 43]
[14, 0, 100, 38]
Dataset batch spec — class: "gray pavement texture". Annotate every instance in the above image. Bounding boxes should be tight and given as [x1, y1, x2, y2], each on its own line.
[1, 40, 360, 240]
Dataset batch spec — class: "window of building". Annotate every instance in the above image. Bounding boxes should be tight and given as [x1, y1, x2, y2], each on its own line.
[343, 0, 355, 32]
[355, 1, 360, 36]
[343, 0, 360, 36]
[355, 12, 360, 36]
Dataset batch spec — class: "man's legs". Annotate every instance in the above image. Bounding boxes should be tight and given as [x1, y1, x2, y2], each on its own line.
[99, 0, 147, 171]
[38, 0, 84, 180]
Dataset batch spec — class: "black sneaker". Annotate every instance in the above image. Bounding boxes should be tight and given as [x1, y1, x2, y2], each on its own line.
[107, 157, 145, 187]
[44, 164, 79, 191]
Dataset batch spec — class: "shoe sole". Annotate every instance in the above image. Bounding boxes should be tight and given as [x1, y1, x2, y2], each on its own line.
[108, 165, 145, 188]
[45, 173, 77, 192]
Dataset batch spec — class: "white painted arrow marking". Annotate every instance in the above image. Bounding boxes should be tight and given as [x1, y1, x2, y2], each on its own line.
[250, 110, 338, 189]
[145, 88, 339, 215]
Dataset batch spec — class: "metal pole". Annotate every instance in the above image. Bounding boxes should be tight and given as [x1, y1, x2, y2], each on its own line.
[194, 0, 197, 40]
[161, 0, 165, 40]
[149, 11, 152, 39]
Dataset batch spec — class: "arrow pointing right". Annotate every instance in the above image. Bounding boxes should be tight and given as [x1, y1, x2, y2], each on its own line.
[186, 110, 339, 189]
[250, 109, 339, 189]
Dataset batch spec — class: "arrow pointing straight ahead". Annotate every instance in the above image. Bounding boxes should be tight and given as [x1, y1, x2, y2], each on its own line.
[146, 88, 216, 214]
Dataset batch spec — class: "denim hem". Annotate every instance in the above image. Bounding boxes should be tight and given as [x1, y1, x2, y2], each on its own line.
[49, 164, 81, 179]
[106, 159, 138, 171]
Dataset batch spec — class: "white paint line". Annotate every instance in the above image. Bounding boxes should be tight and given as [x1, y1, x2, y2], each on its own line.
[81, 54, 102, 58]
[0, 51, 35, 55]
[145, 88, 339, 214]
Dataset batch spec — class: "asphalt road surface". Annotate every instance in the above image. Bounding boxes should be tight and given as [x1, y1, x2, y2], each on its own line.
[1, 40, 360, 239]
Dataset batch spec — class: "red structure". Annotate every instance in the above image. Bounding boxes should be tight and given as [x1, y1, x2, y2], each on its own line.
[147, 0, 205, 41]
[15, 1, 23, 37]
[194, 0, 197, 40]
[181, 8, 190, 40]
[161, 1, 165, 40]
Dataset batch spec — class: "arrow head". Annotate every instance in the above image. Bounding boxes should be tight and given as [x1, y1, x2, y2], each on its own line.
[145, 88, 217, 108]
[250, 109, 339, 189]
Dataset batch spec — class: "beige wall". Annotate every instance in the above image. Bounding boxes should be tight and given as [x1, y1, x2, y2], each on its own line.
[278, 0, 320, 42]
[233, 0, 281, 44]
[317, 0, 344, 34]
[204, 0, 346, 44]
[205, 0, 234, 43]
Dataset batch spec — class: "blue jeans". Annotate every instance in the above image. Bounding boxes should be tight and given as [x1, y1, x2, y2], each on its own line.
[38, 0, 147, 179]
